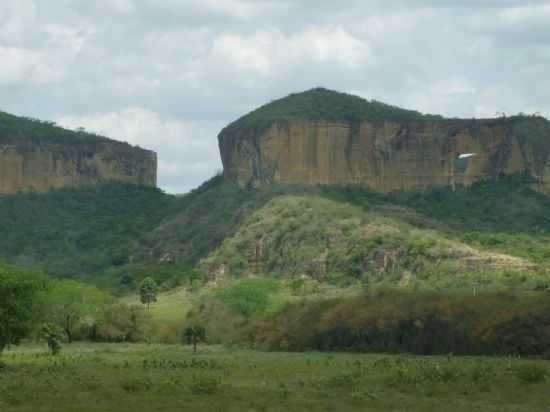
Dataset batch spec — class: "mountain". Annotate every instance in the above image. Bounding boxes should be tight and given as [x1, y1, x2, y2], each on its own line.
[1, 90, 550, 293]
[219, 88, 550, 193]
[0, 110, 156, 193]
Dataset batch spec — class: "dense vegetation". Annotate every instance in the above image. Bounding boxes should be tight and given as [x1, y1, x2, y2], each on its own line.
[251, 289, 550, 356]
[131, 175, 280, 268]
[322, 173, 550, 268]
[221, 88, 441, 136]
[0, 262, 47, 354]
[0, 110, 129, 149]
[0, 175, 285, 291]
[0, 183, 178, 280]
[1, 173, 550, 294]
[201, 178, 549, 292]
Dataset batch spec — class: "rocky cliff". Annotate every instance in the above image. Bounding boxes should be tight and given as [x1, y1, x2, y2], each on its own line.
[0, 111, 156, 193]
[219, 88, 550, 192]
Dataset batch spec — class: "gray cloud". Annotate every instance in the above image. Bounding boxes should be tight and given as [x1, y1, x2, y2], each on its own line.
[1, 0, 549, 193]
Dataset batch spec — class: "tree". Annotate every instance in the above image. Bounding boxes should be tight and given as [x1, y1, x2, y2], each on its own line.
[183, 325, 206, 353]
[93, 303, 151, 342]
[0, 263, 47, 355]
[139, 277, 158, 310]
[45, 279, 112, 343]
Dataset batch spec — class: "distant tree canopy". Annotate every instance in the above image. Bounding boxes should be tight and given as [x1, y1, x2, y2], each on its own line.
[93, 303, 151, 343]
[0, 262, 47, 354]
[183, 325, 206, 353]
[221, 88, 441, 136]
[0, 183, 179, 283]
[139, 277, 158, 309]
[0, 109, 127, 149]
[44, 279, 112, 342]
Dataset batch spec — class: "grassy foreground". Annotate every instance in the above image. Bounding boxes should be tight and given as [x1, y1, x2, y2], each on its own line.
[1, 344, 549, 412]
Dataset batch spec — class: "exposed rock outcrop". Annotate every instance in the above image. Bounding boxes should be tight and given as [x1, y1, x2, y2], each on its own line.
[219, 88, 550, 192]
[0, 111, 156, 193]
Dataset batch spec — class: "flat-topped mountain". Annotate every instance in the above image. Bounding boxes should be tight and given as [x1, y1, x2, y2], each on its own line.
[219, 88, 550, 192]
[0, 110, 156, 193]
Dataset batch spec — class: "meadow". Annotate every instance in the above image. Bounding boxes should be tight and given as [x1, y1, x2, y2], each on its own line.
[1, 343, 549, 412]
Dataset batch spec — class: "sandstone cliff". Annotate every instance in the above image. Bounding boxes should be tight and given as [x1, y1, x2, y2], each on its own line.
[0, 111, 156, 193]
[219, 88, 550, 192]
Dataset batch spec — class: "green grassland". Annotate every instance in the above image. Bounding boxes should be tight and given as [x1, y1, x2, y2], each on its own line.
[121, 287, 192, 325]
[1, 343, 549, 412]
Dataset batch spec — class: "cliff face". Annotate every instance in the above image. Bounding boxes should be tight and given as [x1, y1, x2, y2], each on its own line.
[0, 111, 156, 193]
[219, 89, 550, 192]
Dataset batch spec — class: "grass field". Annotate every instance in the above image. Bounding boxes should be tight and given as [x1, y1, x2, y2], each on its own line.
[1, 343, 549, 412]
[120, 287, 192, 325]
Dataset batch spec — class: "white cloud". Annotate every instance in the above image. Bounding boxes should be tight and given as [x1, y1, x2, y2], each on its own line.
[141, 0, 288, 21]
[499, 4, 550, 24]
[194, 0, 286, 20]
[0, 21, 90, 85]
[406, 78, 478, 117]
[429, 78, 477, 96]
[0, 0, 37, 44]
[210, 26, 372, 76]
[0, 46, 37, 84]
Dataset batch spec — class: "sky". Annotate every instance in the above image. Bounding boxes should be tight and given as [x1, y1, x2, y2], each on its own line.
[1, 1, 550, 193]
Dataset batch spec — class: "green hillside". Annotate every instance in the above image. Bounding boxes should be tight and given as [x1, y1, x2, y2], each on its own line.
[221, 87, 440, 136]
[1, 173, 549, 293]
[201, 192, 546, 291]
[0, 110, 130, 149]
[0, 176, 281, 291]
[0, 183, 178, 279]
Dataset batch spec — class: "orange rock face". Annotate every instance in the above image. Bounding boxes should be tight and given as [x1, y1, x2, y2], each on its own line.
[219, 117, 550, 193]
[0, 143, 156, 194]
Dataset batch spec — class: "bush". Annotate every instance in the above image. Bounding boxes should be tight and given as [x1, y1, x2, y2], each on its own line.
[191, 375, 221, 395]
[120, 378, 151, 393]
[216, 278, 280, 318]
[250, 290, 550, 356]
[40, 323, 64, 355]
[513, 364, 547, 384]
[93, 303, 152, 342]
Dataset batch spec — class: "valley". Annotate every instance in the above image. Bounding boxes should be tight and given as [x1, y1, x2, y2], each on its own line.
[2, 88, 550, 411]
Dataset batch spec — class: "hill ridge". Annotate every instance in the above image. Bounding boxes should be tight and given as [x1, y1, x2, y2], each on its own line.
[0, 109, 157, 193]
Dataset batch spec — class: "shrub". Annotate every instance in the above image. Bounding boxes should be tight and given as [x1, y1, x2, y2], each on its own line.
[469, 362, 496, 384]
[249, 290, 550, 356]
[191, 375, 221, 395]
[513, 364, 547, 384]
[93, 303, 152, 342]
[40, 323, 64, 355]
[120, 378, 151, 393]
[217, 278, 280, 318]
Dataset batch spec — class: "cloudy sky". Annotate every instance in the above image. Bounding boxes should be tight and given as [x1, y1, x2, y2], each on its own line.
[1, 1, 549, 193]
